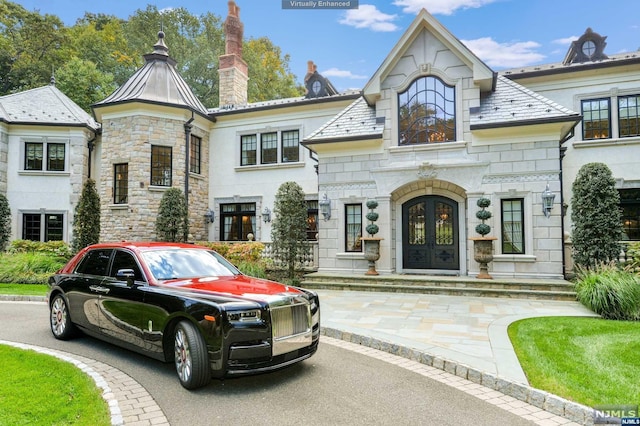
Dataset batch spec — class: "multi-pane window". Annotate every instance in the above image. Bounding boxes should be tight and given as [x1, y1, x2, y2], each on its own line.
[398, 76, 456, 145]
[190, 135, 201, 174]
[306, 200, 318, 240]
[345, 204, 362, 252]
[582, 98, 610, 139]
[240, 130, 300, 166]
[282, 130, 300, 162]
[261, 132, 277, 164]
[24, 141, 66, 171]
[501, 199, 525, 254]
[151, 145, 172, 186]
[620, 189, 640, 241]
[47, 144, 65, 171]
[618, 95, 640, 138]
[220, 203, 256, 241]
[241, 135, 257, 166]
[114, 163, 128, 204]
[22, 213, 64, 242]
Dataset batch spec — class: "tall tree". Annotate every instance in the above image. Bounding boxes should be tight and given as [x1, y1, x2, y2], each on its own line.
[55, 57, 116, 112]
[0, 193, 10, 251]
[155, 188, 189, 242]
[571, 162, 623, 269]
[72, 179, 101, 253]
[271, 182, 308, 279]
[0, 0, 70, 93]
[244, 37, 304, 102]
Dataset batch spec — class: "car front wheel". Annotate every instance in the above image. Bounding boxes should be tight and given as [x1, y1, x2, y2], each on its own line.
[50, 294, 76, 340]
[174, 320, 211, 389]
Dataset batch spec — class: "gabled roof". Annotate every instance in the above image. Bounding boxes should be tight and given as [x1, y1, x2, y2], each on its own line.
[0, 83, 99, 130]
[302, 96, 382, 144]
[94, 31, 210, 117]
[363, 8, 495, 105]
[471, 75, 580, 129]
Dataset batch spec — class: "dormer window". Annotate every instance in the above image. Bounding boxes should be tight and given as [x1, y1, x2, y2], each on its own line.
[398, 76, 456, 146]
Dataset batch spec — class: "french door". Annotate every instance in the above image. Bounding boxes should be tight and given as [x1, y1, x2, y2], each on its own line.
[402, 196, 459, 270]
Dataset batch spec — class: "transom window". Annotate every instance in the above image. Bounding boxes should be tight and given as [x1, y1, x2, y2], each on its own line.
[240, 129, 300, 166]
[501, 199, 525, 254]
[24, 141, 66, 171]
[582, 98, 610, 139]
[220, 203, 256, 241]
[345, 204, 362, 252]
[151, 145, 172, 187]
[398, 76, 456, 145]
[114, 163, 128, 204]
[22, 213, 64, 242]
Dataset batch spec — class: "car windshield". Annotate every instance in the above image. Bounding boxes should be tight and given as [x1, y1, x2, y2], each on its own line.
[141, 249, 240, 280]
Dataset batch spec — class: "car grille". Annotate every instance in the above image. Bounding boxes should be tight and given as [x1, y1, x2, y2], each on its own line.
[270, 302, 312, 356]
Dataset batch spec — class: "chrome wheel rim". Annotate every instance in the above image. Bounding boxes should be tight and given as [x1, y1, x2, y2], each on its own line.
[51, 297, 67, 336]
[174, 328, 192, 383]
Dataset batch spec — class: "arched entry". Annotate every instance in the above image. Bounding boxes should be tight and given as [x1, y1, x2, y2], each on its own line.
[402, 196, 459, 270]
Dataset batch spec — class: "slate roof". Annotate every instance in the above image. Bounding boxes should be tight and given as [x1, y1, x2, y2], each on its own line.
[95, 31, 209, 117]
[0, 83, 100, 129]
[470, 75, 580, 128]
[303, 97, 383, 142]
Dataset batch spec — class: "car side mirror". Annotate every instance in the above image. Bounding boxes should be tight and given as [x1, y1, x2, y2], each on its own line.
[116, 269, 136, 286]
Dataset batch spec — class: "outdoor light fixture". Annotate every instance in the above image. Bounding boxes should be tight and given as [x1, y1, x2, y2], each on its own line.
[262, 206, 271, 223]
[541, 184, 556, 218]
[204, 209, 215, 224]
[319, 193, 332, 221]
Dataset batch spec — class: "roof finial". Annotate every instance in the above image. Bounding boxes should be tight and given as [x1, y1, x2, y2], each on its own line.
[153, 28, 169, 56]
[50, 67, 56, 86]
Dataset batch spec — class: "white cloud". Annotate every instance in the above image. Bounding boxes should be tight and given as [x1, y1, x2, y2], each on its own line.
[339, 4, 399, 32]
[321, 68, 369, 79]
[392, 0, 497, 15]
[461, 37, 545, 68]
[553, 36, 579, 45]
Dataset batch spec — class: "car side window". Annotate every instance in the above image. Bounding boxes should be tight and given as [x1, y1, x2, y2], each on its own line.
[75, 249, 113, 276]
[110, 250, 145, 282]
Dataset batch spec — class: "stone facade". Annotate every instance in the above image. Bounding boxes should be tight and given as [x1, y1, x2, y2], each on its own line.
[99, 113, 210, 242]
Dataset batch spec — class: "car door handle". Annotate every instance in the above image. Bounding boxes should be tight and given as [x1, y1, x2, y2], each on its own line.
[89, 285, 110, 294]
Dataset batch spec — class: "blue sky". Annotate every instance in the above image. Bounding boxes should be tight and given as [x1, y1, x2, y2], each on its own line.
[15, 0, 640, 92]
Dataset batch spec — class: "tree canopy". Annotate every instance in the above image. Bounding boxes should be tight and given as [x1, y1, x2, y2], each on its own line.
[0, 1, 304, 110]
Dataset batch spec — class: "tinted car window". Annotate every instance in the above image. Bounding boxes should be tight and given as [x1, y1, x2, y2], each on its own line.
[110, 250, 145, 281]
[142, 249, 240, 280]
[75, 249, 113, 276]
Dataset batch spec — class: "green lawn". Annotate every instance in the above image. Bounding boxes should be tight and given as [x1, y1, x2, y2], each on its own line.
[0, 345, 111, 425]
[0, 283, 48, 296]
[509, 316, 640, 407]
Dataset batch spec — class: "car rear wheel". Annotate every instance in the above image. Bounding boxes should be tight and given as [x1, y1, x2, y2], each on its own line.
[50, 294, 76, 340]
[174, 320, 211, 389]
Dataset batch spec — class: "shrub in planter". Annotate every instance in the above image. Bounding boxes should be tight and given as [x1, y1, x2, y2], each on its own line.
[575, 263, 640, 320]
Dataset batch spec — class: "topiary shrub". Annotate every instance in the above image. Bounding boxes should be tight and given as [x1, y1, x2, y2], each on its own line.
[475, 197, 492, 237]
[71, 179, 101, 253]
[574, 263, 640, 320]
[571, 163, 623, 269]
[0, 193, 10, 252]
[155, 188, 189, 242]
[365, 199, 379, 237]
[271, 182, 309, 279]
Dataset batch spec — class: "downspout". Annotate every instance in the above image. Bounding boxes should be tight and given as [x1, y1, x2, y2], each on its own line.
[87, 131, 98, 179]
[184, 114, 195, 241]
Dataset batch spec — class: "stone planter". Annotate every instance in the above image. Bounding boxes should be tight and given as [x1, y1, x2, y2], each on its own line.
[361, 237, 382, 275]
[470, 237, 496, 279]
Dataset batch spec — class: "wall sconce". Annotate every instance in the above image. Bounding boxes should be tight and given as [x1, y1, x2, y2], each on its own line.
[319, 193, 332, 221]
[541, 184, 556, 218]
[204, 209, 215, 224]
[262, 207, 271, 223]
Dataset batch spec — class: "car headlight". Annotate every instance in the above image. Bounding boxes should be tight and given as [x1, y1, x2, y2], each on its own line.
[227, 309, 262, 323]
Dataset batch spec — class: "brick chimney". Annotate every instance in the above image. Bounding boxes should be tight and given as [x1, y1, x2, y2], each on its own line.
[218, 1, 248, 107]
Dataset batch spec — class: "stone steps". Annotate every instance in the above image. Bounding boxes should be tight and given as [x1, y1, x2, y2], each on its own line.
[301, 272, 577, 301]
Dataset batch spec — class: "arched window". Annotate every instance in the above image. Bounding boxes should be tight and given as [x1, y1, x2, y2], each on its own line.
[398, 76, 456, 145]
